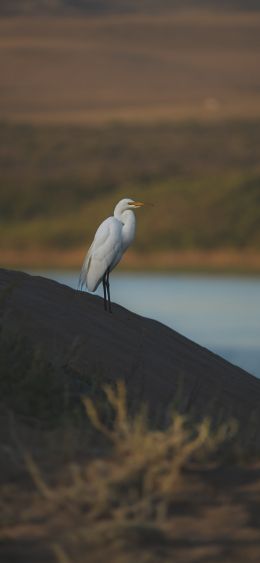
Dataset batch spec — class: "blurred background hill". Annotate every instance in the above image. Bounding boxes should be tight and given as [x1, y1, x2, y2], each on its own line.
[1, 0, 260, 16]
[0, 1, 260, 269]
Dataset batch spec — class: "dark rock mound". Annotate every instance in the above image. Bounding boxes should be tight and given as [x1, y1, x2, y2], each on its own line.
[0, 268, 259, 440]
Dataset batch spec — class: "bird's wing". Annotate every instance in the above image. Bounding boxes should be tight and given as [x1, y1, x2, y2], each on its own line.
[77, 241, 94, 291]
[78, 217, 123, 292]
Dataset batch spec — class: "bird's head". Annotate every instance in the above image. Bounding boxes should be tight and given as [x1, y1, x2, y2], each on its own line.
[114, 198, 145, 221]
[117, 198, 145, 211]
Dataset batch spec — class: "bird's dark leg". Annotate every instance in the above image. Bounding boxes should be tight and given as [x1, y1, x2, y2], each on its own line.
[102, 275, 107, 311]
[106, 269, 112, 313]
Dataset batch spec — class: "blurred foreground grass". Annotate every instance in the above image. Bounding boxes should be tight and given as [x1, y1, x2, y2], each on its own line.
[0, 119, 260, 271]
[1, 329, 260, 562]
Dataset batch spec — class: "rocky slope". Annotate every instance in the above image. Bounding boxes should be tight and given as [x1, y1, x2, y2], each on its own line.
[1, 267, 260, 438]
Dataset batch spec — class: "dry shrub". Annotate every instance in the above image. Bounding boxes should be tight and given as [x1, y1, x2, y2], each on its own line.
[18, 381, 237, 562]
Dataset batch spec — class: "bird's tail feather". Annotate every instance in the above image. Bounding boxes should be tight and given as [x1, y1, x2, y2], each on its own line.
[77, 246, 93, 291]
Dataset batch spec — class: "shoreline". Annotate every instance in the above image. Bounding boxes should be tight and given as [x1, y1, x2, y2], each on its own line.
[1, 248, 260, 275]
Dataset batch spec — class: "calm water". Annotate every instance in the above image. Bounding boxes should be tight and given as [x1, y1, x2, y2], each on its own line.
[35, 271, 260, 378]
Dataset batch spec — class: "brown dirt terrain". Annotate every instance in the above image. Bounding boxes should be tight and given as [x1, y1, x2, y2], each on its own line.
[1, 268, 260, 562]
[0, 12, 260, 124]
[1, 248, 260, 273]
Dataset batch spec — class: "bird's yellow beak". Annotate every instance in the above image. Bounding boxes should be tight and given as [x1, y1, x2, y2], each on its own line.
[130, 201, 145, 208]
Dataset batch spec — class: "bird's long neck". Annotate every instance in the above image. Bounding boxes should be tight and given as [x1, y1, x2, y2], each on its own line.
[115, 209, 136, 252]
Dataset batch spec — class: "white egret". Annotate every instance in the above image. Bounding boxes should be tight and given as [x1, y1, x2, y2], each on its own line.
[78, 198, 144, 311]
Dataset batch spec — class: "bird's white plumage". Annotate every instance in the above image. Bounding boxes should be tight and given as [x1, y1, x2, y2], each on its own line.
[79, 198, 142, 294]
[79, 216, 123, 292]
